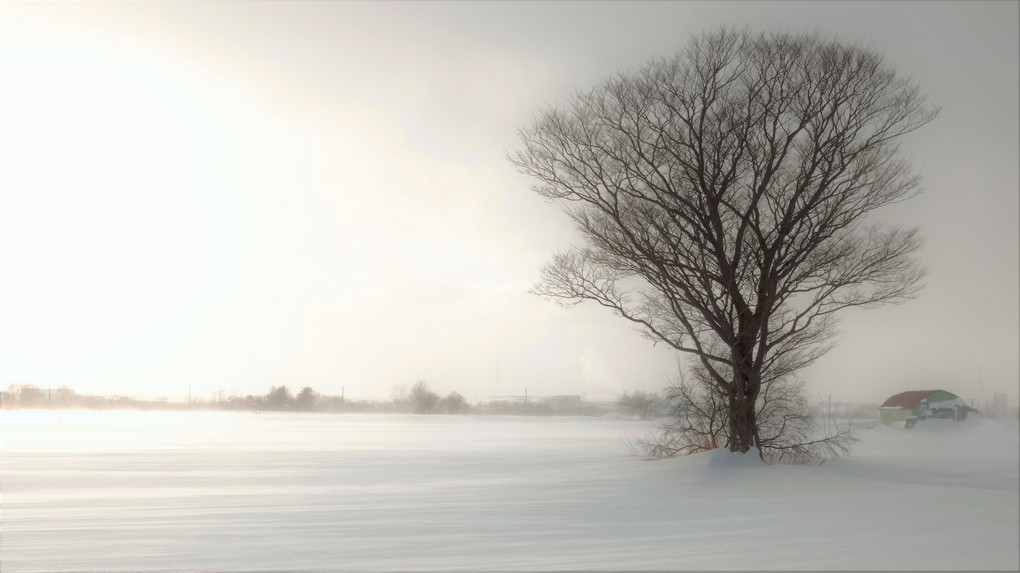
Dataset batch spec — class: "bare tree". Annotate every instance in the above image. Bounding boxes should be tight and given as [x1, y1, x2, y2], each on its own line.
[510, 28, 936, 454]
[265, 385, 292, 410]
[295, 386, 320, 411]
[616, 390, 663, 420]
[409, 380, 440, 414]
[440, 391, 469, 414]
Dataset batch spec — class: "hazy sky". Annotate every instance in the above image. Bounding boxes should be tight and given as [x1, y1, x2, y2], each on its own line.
[1, 1, 1017, 406]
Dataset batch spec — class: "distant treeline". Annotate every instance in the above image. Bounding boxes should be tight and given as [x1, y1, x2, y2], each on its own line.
[2, 383, 881, 419]
[1, 382, 611, 417]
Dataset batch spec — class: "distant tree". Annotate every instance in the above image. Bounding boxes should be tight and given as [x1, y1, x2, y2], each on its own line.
[388, 383, 411, 413]
[295, 387, 320, 411]
[616, 390, 663, 420]
[440, 391, 469, 414]
[511, 28, 937, 456]
[55, 386, 77, 407]
[212, 389, 227, 405]
[265, 385, 292, 410]
[241, 395, 264, 411]
[409, 380, 440, 414]
[8, 384, 47, 408]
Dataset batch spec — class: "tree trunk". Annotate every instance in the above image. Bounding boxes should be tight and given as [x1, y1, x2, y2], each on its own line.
[728, 393, 758, 453]
[728, 336, 761, 454]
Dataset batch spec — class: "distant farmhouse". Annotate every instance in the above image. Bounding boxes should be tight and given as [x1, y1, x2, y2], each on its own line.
[879, 390, 976, 426]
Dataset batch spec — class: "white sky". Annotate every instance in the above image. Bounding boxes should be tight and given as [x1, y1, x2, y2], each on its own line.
[1, 1, 1017, 406]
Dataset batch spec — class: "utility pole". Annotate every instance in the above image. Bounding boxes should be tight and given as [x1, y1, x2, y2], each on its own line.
[188, 384, 191, 411]
[524, 388, 528, 413]
[340, 386, 345, 415]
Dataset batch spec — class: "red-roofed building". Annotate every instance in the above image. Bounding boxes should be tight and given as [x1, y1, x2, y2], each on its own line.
[879, 390, 974, 425]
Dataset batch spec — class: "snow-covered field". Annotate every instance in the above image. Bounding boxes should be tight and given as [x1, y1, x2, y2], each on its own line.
[2, 410, 1017, 571]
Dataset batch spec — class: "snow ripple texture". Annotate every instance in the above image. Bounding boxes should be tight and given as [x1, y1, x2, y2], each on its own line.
[2, 411, 1017, 571]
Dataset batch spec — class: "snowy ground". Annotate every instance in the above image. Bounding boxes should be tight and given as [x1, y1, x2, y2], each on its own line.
[2, 410, 1017, 571]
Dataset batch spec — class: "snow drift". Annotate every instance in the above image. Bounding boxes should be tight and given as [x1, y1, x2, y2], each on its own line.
[2, 411, 1016, 571]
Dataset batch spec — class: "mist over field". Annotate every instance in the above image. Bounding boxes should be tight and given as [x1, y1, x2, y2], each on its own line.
[2, 411, 1017, 571]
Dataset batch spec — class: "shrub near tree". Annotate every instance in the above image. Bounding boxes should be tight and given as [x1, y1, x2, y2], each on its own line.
[512, 28, 936, 460]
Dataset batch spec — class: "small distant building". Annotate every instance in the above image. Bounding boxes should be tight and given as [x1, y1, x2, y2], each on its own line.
[540, 395, 582, 411]
[879, 390, 975, 425]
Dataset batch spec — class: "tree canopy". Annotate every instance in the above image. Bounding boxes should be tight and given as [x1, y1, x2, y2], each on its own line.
[511, 29, 937, 454]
